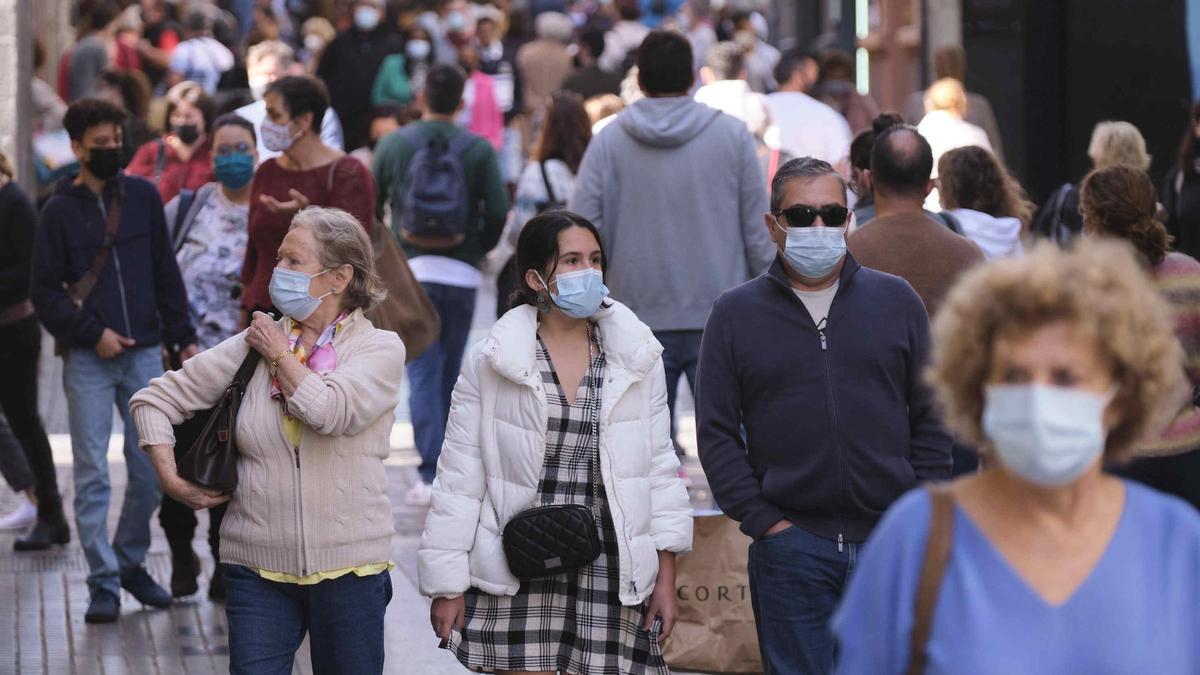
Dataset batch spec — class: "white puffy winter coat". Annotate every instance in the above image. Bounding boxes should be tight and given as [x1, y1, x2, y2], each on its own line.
[417, 301, 693, 606]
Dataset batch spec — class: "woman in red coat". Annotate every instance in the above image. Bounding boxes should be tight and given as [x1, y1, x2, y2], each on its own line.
[125, 81, 215, 203]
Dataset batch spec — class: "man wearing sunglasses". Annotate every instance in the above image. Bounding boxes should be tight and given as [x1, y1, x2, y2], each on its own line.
[695, 157, 952, 674]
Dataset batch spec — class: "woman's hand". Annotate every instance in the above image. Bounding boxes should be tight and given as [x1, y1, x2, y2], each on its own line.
[645, 552, 679, 644]
[245, 311, 290, 360]
[162, 473, 231, 510]
[430, 596, 465, 642]
[260, 189, 311, 215]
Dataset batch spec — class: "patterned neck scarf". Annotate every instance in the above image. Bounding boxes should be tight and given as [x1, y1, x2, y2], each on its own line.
[272, 311, 352, 447]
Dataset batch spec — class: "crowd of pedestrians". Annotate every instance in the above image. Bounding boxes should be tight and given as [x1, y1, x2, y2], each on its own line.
[2, 0, 1200, 673]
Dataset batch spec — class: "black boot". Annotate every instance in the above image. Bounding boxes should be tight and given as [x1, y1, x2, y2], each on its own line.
[168, 539, 200, 597]
[13, 517, 70, 551]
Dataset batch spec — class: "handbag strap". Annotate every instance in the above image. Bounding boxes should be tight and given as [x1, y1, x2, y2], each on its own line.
[904, 484, 957, 675]
[232, 348, 263, 388]
[539, 160, 558, 206]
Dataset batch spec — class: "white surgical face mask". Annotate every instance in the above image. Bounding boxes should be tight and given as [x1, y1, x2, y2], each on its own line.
[982, 383, 1114, 487]
[261, 118, 298, 153]
[406, 38, 431, 61]
[248, 76, 271, 101]
[303, 34, 324, 53]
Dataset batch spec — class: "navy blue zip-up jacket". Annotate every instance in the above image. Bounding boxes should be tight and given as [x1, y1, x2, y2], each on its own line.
[31, 173, 194, 351]
[695, 254, 952, 543]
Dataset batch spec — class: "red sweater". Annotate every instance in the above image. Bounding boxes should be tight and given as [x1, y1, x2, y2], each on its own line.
[126, 138, 214, 204]
[241, 156, 376, 311]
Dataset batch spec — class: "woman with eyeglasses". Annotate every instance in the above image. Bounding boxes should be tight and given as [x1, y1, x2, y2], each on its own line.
[156, 112, 259, 601]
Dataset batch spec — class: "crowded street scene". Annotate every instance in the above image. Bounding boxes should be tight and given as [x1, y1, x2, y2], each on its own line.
[0, 0, 1199, 672]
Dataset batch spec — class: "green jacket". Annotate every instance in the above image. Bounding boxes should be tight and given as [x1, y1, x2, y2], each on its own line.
[372, 120, 509, 266]
[371, 54, 413, 106]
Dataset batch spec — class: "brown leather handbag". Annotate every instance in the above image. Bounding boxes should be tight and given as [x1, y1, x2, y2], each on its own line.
[173, 349, 261, 493]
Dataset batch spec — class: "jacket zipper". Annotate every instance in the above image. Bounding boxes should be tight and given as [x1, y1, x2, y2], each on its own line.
[110, 249, 133, 338]
[98, 195, 133, 337]
[817, 318, 847, 553]
[276, 403, 310, 576]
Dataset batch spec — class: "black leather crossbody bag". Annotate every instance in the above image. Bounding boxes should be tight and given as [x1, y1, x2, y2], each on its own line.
[494, 328, 603, 580]
[173, 349, 261, 494]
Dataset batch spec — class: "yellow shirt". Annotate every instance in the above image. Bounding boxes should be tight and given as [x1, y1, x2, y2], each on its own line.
[255, 562, 394, 586]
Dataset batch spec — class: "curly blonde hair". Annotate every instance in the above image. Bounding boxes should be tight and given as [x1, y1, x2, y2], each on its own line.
[928, 240, 1184, 461]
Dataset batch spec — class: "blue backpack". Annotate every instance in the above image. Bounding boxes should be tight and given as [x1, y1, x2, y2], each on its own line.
[399, 128, 479, 250]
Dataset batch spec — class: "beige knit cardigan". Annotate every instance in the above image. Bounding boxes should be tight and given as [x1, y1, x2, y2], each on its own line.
[130, 310, 406, 577]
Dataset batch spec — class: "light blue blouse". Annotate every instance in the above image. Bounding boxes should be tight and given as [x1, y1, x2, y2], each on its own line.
[833, 481, 1200, 675]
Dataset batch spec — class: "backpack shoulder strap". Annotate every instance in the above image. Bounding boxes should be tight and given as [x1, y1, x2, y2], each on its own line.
[904, 484, 956, 675]
[447, 130, 480, 157]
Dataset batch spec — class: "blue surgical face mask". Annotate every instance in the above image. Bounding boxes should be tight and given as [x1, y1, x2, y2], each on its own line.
[778, 222, 847, 279]
[213, 152, 255, 189]
[537, 268, 609, 319]
[982, 383, 1113, 487]
[354, 6, 380, 31]
[269, 267, 331, 321]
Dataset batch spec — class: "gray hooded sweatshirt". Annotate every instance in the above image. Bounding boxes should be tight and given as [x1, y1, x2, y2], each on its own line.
[569, 97, 774, 332]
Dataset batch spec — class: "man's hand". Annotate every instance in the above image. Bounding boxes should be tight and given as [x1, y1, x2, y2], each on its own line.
[259, 189, 311, 215]
[95, 328, 135, 359]
[179, 343, 199, 363]
[431, 596, 465, 642]
[763, 519, 794, 539]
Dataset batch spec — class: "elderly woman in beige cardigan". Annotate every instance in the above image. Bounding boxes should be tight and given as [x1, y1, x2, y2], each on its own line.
[131, 207, 405, 675]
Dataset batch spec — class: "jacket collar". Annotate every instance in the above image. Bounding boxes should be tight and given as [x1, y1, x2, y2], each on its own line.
[765, 251, 862, 296]
[484, 301, 663, 384]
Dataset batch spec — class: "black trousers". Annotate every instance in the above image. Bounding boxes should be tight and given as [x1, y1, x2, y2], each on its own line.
[0, 316, 63, 522]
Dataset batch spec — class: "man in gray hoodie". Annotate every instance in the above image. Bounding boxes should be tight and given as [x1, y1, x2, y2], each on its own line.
[570, 30, 774, 456]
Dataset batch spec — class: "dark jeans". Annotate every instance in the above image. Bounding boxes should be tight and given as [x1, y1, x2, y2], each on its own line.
[224, 564, 393, 675]
[748, 525, 861, 675]
[408, 282, 477, 484]
[0, 317, 63, 522]
[653, 330, 703, 455]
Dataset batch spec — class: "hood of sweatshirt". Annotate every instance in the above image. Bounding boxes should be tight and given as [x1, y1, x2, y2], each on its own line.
[950, 208, 1023, 259]
[618, 96, 724, 148]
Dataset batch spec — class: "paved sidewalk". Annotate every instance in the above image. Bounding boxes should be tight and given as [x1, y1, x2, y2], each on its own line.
[0, 421, 714, 674]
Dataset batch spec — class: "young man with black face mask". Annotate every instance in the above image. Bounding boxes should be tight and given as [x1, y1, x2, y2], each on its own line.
[30, 97, 196, 624]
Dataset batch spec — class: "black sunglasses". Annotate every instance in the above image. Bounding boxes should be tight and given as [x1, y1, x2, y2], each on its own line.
[774, 203, 850, 228]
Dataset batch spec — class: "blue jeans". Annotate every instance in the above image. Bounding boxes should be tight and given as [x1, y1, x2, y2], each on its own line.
[409, 282, 477, 484]
[653, 330, 703, 454]
[224, 565, 393, 674]
[63, 346, 164, 597]
[747, 525, 861, 675]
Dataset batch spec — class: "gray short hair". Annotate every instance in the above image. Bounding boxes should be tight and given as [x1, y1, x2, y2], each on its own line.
[247, 40, 296, 69]
[290, 207, 386, 312]
[770, 157, 848, 212]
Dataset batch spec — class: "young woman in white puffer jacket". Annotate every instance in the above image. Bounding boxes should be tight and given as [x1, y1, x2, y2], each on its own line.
[418, 211, 693, 675]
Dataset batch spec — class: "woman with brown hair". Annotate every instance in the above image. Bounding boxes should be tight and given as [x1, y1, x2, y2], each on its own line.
[493, 91, 593, 318]
[125, 80, 216, 203]
[1081, 164, 1200, 508]
[832, 240, 1200, 673]
[938, 145, 1034, 259]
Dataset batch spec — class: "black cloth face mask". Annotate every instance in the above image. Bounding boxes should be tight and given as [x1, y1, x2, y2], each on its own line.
[85, 147, 123, 181]
[174, 124, 201, 145]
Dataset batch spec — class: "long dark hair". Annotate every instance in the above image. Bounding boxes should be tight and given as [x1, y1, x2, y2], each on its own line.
[1177, 100, 1200, 178]
[512, 211, 608, 308]
[532, 92, 592, 173]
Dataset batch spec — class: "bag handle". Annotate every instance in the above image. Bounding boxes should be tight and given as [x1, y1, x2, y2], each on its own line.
[232, 348, 263, 388]
[68, 181, 124, 306]
[904, 484, 956, 675]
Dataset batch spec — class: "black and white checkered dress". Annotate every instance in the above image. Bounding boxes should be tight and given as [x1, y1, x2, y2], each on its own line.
[446, 325, 669, 674]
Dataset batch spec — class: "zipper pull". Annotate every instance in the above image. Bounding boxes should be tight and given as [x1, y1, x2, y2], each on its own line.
[293, 447, 300, 468]
[818, 318, 828, 351]
[838, 533, 844, 553]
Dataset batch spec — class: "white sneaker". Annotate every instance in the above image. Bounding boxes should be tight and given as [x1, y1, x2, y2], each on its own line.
[405, 482, 434, 507]
[0, 497, 37, 530]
